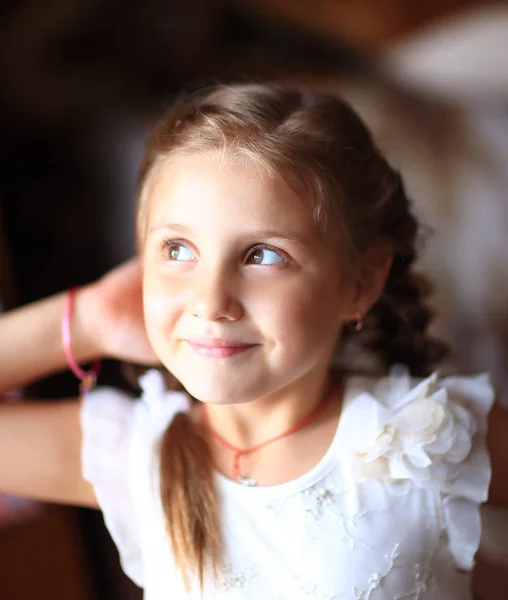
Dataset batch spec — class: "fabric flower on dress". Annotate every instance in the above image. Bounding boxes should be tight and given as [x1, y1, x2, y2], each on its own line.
[343, 366, 478, 487]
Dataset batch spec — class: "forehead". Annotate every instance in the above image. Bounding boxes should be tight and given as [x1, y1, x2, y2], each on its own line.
[146, 151, 318, 237]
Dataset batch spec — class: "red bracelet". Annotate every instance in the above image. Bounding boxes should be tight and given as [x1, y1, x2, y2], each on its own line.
[62, 287, 101, 393]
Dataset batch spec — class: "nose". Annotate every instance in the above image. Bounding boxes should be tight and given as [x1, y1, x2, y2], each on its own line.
[190, 265, 243, 322]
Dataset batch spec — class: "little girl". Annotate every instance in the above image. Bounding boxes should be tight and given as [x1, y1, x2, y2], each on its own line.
[1, 83, 507, 599]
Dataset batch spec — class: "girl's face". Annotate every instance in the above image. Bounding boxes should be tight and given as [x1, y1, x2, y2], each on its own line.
[142, 152, 358, 404]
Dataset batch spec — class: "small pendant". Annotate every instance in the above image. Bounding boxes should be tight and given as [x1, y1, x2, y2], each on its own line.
[236, 474, 258, 487]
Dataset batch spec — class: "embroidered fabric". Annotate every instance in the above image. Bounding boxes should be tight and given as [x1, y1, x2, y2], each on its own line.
[81, 368, 495, 599]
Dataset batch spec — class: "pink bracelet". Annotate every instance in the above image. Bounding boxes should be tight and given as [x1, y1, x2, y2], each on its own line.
[62, 287, 101, 393]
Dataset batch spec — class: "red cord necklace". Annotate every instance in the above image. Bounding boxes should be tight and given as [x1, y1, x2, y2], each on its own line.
[201, 382, 335, 486]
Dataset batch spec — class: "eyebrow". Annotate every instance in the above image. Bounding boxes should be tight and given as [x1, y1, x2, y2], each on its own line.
[148, 223, 192, 235]
[148, 223, 311, 247]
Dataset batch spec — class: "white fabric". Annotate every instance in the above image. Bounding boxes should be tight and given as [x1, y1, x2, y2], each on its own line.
[81, 368, 494, 599]
[81, 386, 144, 586]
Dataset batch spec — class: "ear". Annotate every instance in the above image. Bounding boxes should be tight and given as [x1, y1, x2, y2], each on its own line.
[342, 240, 394, 321]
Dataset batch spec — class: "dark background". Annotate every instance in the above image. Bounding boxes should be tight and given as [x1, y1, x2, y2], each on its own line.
[0, 1, 504, 599]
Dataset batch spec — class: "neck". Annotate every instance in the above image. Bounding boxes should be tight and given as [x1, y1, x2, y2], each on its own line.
[201, 366, 335, 449]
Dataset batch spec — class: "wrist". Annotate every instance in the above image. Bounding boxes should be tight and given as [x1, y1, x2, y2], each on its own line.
[71, 284, 106, 362]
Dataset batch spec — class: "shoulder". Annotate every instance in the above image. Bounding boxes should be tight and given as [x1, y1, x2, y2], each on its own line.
[341, 366, 495, 571]
[82, 369, 191, 440]
[341, 366, 495, 486]
[80, 370, 191, 588]
[132, 369, 191, 439]
[81, 370, 191, 492]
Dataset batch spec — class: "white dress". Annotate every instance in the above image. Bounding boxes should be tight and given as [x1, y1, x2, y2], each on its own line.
[81, 367, 494, 599]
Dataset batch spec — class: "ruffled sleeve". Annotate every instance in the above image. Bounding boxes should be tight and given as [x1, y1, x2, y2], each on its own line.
[438, 374, 494, 571]
[81, 385, 144, 587]
[81, 370, 191, 588]
[342, 367, 495, 571]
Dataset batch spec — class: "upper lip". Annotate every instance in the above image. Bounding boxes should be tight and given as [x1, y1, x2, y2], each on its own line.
[184, 338, 255, 348]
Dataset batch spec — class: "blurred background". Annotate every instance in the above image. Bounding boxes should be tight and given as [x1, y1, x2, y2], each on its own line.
[0, 1, 507, 598]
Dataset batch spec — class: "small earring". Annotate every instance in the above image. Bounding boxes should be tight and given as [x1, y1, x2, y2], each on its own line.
[346, 314, 363, 332]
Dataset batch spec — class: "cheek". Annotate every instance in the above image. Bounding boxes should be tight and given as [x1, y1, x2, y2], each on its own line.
[250, 277, 344, 347]
[142, 275, 183, 349]
[290, 294, 341, 341]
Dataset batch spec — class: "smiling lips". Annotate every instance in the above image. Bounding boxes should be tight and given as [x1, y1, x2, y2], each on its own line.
[185, 338, 256, 358]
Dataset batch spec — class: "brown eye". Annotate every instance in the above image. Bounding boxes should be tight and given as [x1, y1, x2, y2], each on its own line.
[250, 249, 264, 264]
[246, 246, 285, 265]
[168, 244, 180, 260]
[164, 242, 194, 262]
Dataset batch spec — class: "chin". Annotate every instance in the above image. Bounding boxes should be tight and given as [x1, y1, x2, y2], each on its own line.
[176, 372, 262, 405]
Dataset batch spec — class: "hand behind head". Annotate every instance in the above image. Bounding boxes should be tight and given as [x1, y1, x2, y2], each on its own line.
[91, 258, 160, 365]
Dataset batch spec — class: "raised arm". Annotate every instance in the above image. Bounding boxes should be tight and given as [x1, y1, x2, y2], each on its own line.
[0, 288, 101, 395]
[0, 258, 157, 507]
[0, 399, 97, 507]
